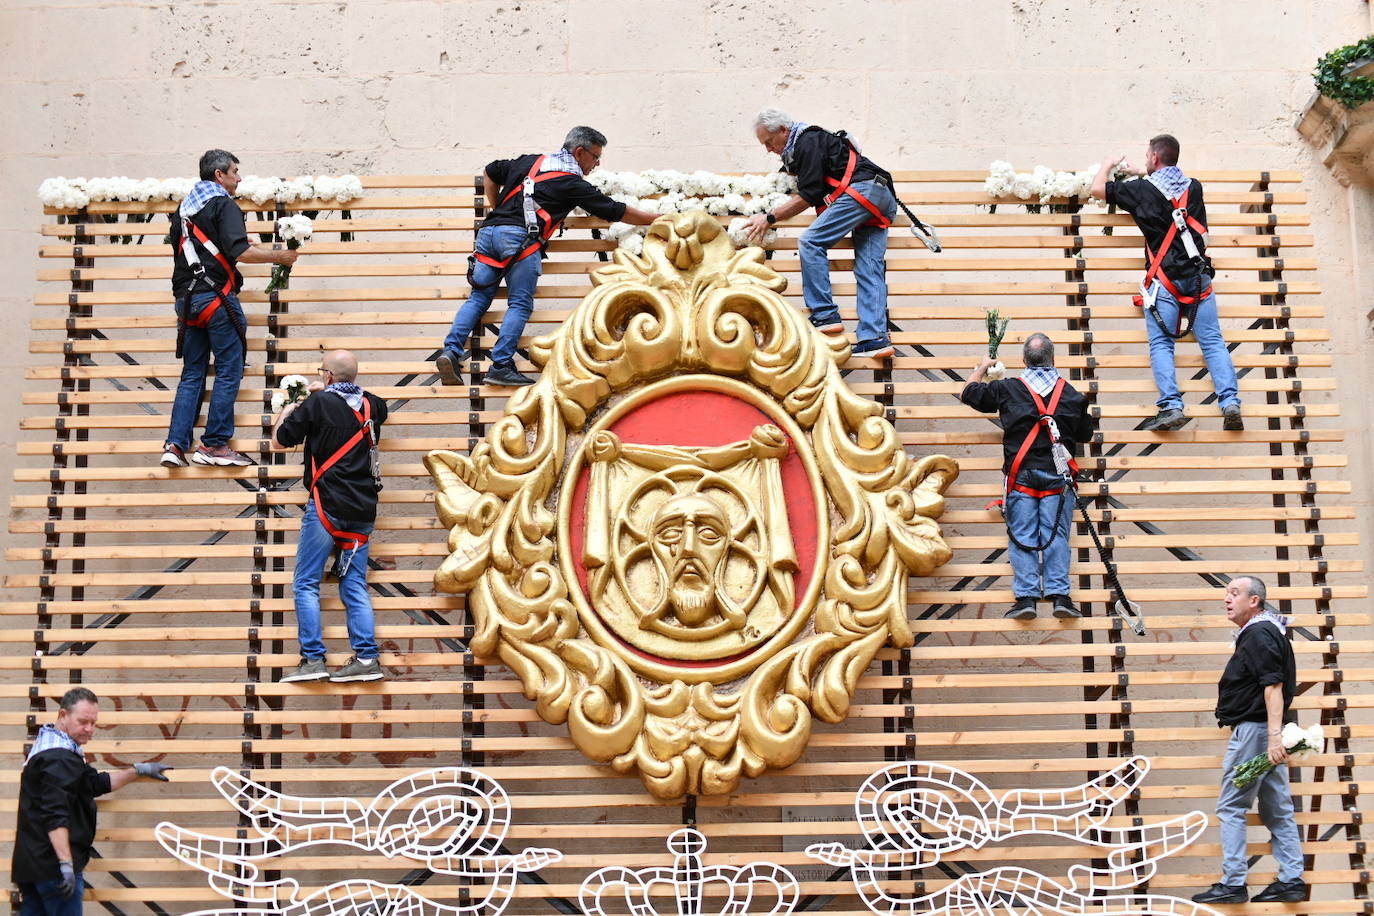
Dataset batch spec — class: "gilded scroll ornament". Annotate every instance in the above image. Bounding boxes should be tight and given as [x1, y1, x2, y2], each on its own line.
[426, 211, 958, 798]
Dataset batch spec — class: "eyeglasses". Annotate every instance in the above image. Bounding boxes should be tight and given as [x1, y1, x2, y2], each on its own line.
[318, 367, 333, 375]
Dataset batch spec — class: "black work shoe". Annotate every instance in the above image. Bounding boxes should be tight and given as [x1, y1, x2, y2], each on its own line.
[1142, 408, 1188, 431]
[435, 348, 465, 386]
[808, 313, 844, 334]
[1047, 594, 1082, 618]
[484, 361, 536, 387]
[851, 338, 896, 359]
[1252, 879, 1307, 903]
[1222, 403, 1244, 431]
[1191, 883, 1248, 904]
[1004, 597, 1037, 620]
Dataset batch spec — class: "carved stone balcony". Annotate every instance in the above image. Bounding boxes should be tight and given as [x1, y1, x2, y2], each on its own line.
[1297, 59, 1374, 188]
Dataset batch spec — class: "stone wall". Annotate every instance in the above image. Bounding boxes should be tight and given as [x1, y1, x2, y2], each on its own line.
[1, 0, 1371, 558]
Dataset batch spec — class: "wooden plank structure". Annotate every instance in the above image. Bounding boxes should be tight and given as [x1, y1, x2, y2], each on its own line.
[4, 169, 1368, 914]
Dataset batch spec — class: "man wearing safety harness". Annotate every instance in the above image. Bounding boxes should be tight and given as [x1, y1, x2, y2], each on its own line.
[961, 333, 1094, 620]
[273, 350, 389, 683]
[743, 108, 902, 358]
[1092, 134, 1242, 432]
[160, 149, 300, 468]
[434, 126, 658, 388]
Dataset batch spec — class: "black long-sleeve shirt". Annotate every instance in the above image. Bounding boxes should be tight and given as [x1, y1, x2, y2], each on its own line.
[12, 748, 112, 883]
[960, 377, 1095, 478]
[781, 126, 889, 208]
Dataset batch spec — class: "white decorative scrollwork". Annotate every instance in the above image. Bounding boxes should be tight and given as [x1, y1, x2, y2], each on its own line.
[156, 766, 560, 916]
[808, 756, 1223, 916]
[581, 827, 799, 916]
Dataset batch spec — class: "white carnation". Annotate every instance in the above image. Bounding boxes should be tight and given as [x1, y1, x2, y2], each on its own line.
[617, 232, 644, 256]
[276, 214, 314, 242]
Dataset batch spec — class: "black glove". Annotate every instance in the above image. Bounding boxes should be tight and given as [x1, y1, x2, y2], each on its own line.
[57, 860, 76, 899]
[134, 761, 172, 782]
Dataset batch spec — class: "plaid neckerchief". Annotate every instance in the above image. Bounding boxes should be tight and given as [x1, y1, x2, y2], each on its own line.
[326, 381, 364, 412]
[1237, 608, 1289, 640]
[26, 723, 81, 763]
[781, 121, 812, 169]
[1019, 366, 1061, 397]
[1147, 165, 1191, 201]
[178, 180, 231, 219]
[542, 148, 583, 177]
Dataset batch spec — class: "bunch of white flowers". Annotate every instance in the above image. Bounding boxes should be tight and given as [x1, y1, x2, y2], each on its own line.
[983, 161, 1108, 205]
[38, 177, 91, 209]
[586, 169, 797, 216]
[727, 217, 776, 249]
[266, 215, 313, 293]
[159, 177, 196, 201]
[310, 174, 364, 203]
[270, 374, 312, 412]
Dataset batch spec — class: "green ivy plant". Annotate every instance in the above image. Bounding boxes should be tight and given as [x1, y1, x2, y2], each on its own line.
[1315, 35, 1374, 108]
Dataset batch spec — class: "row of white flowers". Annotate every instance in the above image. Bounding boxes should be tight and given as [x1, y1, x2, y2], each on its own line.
[38, 174, 364, 210]
[982, 160, 1105, 204]
[586, 170, 798, 252]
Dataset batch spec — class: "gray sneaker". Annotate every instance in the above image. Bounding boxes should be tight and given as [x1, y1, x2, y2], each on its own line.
[1222, 403, 1244, 431]
[330, 655, 385, 682]
[280, 657, 329, 683]
[1141, 408, 1188, 431]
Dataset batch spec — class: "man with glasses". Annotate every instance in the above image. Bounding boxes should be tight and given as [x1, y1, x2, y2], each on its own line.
[434, 126, 658, 387]
[271, 350, 388, 683]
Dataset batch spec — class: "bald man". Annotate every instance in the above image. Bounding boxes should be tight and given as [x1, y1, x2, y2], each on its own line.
[271, 350, 389, 683]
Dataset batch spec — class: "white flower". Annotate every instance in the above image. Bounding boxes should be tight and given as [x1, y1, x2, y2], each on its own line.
[617, 232, 644, 256]
[270, 390, 288, 412]
[160, 177, 195, 201]
[720, 193, 747, 214]
[276, 215, 314, 243]
[39, 177, 89, 209]
[312, 175, 340, 202]
[1283, 722, 1325, 762]
[278, 176, 315, 203]
[726, 217, 774, 249]
[337, 175, 364, 202]
[236, 175, 281, 206]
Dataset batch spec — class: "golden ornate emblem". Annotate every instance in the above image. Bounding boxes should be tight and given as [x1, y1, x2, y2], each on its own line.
[426, 212, 958, 798]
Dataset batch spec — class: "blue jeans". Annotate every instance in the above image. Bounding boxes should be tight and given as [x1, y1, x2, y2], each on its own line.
[798, 179, 897, 344]
[293, 499, 377, 660]
[166, 291, 245, 449]
[19, 873, 85, 916]
[1145, 279, 1239, 412]
[1217, 720, 1304, 885]
[444, 224, 543, 364]
[1005, 468, 1074, 598]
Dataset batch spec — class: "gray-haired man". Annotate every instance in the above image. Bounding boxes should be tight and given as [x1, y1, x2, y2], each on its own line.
[743, 107, 899, 358]
[435, 127, 658, 387]
[1193, 576, 1306, 905]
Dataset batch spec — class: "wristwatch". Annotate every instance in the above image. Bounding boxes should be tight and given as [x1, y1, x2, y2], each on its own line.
[765, 212, 777, 225]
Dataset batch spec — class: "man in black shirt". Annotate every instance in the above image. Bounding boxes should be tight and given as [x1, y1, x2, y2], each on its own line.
[960, 333, 1094, 619]
[435, 126, 658, 388]
[273, 349, 389, 683]
[1091, 135, 1242, 432]
[1192, 575, 1306, 905]
[13, 688, 170, 916]
[742, 108, 900, 359]
[160, 149, 300, 469]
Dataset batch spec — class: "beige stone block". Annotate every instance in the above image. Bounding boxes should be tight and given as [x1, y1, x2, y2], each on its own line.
[346, 0, 446, 74]
[0, 82, 92, 156]
[381, 75, 451, 149]
[440, 0, 570, 73]
[148, 3, 349, 78]
[568, 0, 711, 72]
[704, 0, 904, 70]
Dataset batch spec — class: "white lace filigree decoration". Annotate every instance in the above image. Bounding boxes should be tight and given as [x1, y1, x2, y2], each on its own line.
[581, 827, 799, 916]
[156, 766, 560, 916]
[808, 756, 1223, 916]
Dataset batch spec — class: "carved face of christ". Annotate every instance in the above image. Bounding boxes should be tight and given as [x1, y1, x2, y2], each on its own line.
[649, 494, 731, 627]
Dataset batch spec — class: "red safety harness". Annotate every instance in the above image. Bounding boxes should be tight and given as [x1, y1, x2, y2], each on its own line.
[1131, 186, 1211, 338]
[308, 397, 376, 552]
[818, 145, 891, 229]
[472, 155, 575, 272]
[179, 217, 235, 327]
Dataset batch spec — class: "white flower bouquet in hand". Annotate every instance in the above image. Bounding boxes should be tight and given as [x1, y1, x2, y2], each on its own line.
[266, 215, 312, 293]
[984, 309, 1010, 379]
[1232, 722, 1324, 789]
[270, 374, 311, 412]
